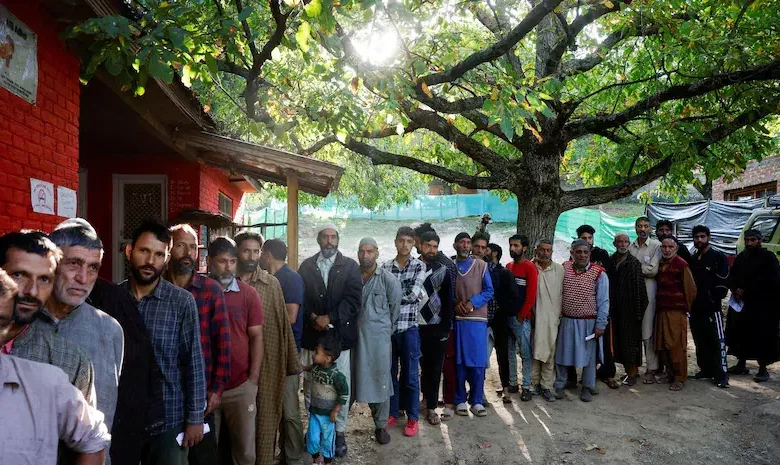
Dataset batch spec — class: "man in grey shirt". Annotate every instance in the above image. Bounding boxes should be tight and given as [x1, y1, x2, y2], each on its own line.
[46, 219, 124, 445]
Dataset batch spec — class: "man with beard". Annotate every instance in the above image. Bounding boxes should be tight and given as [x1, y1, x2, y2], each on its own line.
[655, 237, 696, 392]
[166, 224, 230, 465]
[529, 239, 564, 402]
[46, 219, 124, 459]
[207, 237, 263, 465]
[413, 223, 458, 421]
[1, 268, 110, 465]
[258, 238, 305, 465]
[353, 237, 400, 444]
[417, 231, 454, 424]
[122, 220, 205, 464]
[235, 231, 299, 465]
[656, 220, 692, 264]
[484, 242, 518, 404]
[576, 225, 612, 273]
[600, 233, 647, 387]
[506, 234, 538, 402]
[0, 230, 96, 404]
[726, 229, 780, 383]
[553, 240, 609, 402]
[452, 232, 494, 417]
[629, 216, 662, 384]
[688, 225, 730, 388]
[299, 223, 361, 456]
[382, 227, 425, 437]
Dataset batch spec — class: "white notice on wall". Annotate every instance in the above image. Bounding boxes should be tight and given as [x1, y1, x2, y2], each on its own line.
[30, 179, 54, 215]
[57, 186, 77, 218]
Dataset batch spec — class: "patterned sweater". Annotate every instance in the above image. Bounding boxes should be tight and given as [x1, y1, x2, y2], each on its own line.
[309, 363, 349, 416]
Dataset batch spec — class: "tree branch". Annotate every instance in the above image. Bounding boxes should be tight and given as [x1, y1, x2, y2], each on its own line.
[560, 99, 780, 210]
[342, 138, 502, 190]
[423, 0, 563, 86]
[302, 135, 337, 155]
[234, 0, 260, 64]
[558, 23, 661, 77]
[563, 59, 780, 140]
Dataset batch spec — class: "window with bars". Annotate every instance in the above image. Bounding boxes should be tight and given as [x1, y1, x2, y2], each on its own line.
[218, 192, 233, 217]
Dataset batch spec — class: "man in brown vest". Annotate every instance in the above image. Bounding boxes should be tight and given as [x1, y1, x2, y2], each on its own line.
[553, 240, 610, 402]
[656, 236, 696, 391]
[452, 232, 494, 417]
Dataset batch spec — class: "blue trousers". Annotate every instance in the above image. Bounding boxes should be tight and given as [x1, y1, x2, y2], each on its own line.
[390, 326, 421, 421]
[305, 413, 335, 460]
[507, 317, 533, 388]
[454, 365, 486, 406]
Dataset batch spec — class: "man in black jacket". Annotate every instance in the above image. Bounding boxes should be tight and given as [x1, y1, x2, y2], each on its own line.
[688, 225, 730, 388]
[299, 223, 362, 457]
[486, 243, 519, 403]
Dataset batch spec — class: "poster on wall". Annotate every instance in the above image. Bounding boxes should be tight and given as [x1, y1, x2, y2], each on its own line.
[0, 6, 38, 104]
[30, 178, 54, 215]
[57, 186, 77, 218]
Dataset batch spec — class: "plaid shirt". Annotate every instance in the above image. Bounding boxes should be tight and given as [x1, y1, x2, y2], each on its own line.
[122, 278, 206, 429]
[382, 256, 426, 334]
[9, 318, 96, 406]
[175, 273, 231, 396]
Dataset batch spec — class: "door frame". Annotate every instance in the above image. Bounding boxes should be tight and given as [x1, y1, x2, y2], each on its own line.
[112, 174, 168, 282]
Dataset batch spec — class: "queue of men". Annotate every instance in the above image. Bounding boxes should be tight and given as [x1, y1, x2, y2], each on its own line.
[1, 214, 779, 465]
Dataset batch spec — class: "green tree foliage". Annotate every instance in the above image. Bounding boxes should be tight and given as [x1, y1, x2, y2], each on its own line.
[70, 0, 780, 242]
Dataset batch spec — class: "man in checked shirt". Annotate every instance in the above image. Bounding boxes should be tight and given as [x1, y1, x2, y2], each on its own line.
[122, 220, 206, 465]
[382, 226, 427, 438]
[166, 224, 230, 465]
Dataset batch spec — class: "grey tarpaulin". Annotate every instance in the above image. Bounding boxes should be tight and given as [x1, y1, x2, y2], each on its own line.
[646, 199, 766, 256]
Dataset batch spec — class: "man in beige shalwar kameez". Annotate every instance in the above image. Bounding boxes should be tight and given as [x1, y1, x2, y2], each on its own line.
[234, 232, 300, 465]
[530, 239, 564, 402]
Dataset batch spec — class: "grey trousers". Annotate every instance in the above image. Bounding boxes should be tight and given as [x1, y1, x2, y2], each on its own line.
[280, 374, 304, 465]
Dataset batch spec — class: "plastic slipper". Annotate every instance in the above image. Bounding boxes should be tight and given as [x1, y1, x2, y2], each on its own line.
[470, 404, 487, 417]
[426, 412, 441, 425]
[440, 407, 455, 421]
[456, 403, 470, 416]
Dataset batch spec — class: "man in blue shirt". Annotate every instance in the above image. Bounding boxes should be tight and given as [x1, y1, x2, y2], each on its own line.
[260, 238, 305, 465]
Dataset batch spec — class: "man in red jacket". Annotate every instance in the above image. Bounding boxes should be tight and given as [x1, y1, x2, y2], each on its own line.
[505, 234, 538, 401]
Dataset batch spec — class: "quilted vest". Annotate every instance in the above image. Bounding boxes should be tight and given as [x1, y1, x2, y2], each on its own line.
[562, 261, 604, 319]
[656, 255, 689, 312]
[455, 258, 488, 321]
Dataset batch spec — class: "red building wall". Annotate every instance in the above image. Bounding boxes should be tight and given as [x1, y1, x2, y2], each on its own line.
[199, 165, 244, 219]
[0, 0, 80, 234]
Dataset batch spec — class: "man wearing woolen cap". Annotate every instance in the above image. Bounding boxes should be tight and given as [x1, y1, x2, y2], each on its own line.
[298, 223, 362, 458]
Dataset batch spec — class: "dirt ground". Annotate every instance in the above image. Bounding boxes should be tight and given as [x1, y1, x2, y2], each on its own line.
[297, 334, 780, 465]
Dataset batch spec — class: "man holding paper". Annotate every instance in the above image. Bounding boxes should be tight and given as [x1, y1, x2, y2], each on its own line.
[553, 240, 609, 402]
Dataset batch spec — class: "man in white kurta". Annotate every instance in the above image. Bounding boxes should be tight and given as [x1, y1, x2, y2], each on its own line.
[629, 217, 661, 383]
[530, 240, 564, 402]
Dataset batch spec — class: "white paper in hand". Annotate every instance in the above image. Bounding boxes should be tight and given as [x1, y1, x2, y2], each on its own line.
[176, 423, 211, 447]
[585, 333, 596, 341]
[728, 296, 744, 313]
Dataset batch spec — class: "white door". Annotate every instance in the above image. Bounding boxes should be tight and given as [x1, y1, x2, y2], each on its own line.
[112, 175, 168, 282]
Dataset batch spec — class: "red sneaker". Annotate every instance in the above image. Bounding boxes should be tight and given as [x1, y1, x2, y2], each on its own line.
[387, 416, 398, 428]
[404, 419, 419, 437]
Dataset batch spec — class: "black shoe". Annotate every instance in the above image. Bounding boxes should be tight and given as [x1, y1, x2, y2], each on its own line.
[508, 385, 520, 394]
[375, 428, 390, 445]
[580, 387, 592, 402]
[691, 371, 710, 380]
[541, 389, 556, 402]
[520, 388, 532, 402]
[754, 370, 770, 383]
[335, 433, 348, 457]
[715, 378, 730, 389]
[553, 388, 565, 399]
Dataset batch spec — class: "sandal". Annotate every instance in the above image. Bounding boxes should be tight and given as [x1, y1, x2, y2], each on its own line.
[669, 381, 684, 391]
[605, 378, 620, 390]
[455, 403, 469, 416]
[426, 411, 441, 425]
[642, 373, 656, 384]
[440, 407, 454, 421]
[470, 404, 488, 417]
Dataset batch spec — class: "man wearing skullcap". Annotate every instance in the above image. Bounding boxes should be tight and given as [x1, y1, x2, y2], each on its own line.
[726, 229, 780, 383]
[299, 223, 362, 457]
[553, 240, 610, 402]
[353, 237, 401, 445]
[655, 236, 696, 392]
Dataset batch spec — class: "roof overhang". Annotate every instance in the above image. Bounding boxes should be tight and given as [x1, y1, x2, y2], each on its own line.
[174, 131, 343, 197]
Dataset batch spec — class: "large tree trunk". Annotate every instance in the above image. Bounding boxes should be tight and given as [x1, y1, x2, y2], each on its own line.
[514, 146, 563, 249]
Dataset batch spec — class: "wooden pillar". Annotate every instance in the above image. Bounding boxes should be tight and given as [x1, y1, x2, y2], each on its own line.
[286, 171, 299, 270]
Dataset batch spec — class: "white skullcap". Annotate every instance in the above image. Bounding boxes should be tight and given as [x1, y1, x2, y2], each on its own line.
[359, 237, 378, 248]
[318, 223, 338, 235]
